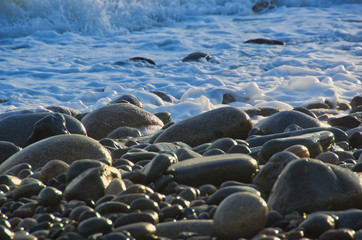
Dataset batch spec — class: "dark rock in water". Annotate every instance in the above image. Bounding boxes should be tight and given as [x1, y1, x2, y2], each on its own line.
[0, 141, 21, 164]
[24, 113, 70, 147]
[151, 91, 173, 103]
[252, 110, 329, 135]
[182, 52, 212, 62]
[0, 113, 86, 147]
[45, 105, 81, 116]
[267, 159, 362, 215]
[127, 56, 156, 65]
[222, 93, 236, 104]
[252, 0, 276, 13]
[350, 95, 362, 108]
[77, 216, 112, 236]
[167, 154, 257, 187]
[109, 94, 144, 109]
[350, 105, 362, 114]
[293, 107, 318, 119]
[247, 127, 347, 148]
[298, 213, 336, 239]
[175, 148, 202, 161]
[0, 134, 112, 174]
[154, 112, 172, 125]
[154, 107, 252, 147]
[245, 107, 282, 118]
[156, 220, 213, 239]
[258, 131, 334, 163]
[328, 116, 361, 129]
[253, 152, 299, 199]
[81, 103, 163, 140]
[106, 126, 142, 139]
[244, 38, 285, 45]
[0, 98, 7, 103]
[64, 165, 120, 201]
[306, 102, 330, 109]
[213, 192, 268, 239]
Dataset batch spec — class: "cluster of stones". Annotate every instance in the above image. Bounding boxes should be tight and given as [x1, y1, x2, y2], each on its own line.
[0, 94, 361, 240]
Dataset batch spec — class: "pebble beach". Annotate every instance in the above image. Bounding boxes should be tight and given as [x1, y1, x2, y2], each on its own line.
[1, 0, 362, 239]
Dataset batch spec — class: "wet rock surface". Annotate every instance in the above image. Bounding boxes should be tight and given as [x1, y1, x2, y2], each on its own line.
[0, 96, 360, 240]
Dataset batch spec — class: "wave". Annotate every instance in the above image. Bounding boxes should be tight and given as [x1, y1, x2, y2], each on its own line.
[0, 0, 360, 38]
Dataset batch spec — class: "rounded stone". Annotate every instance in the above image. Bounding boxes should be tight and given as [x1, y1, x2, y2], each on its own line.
[77, 216, 112, 236]
[105, 178, 127, 195]
[319, 228, 355, 240]
[350, 95, 362, 109]
[37, 187, 63, 206]
[39, 160, 69, 184]
[0, 113, 86, 147]
[182, 52, 212, 62]
[106, 127, 142, 139]
[114, 222, 156, 240]
[0, 141, 21, 164]
[109, 94, 144, 108]
[283, 145, 310, 158]
[155, 107, 252, 147]
[82, 103, 163, 139]
[0, 135, 111, 174]
[315, 152, 340, 164]
[298, 213, 336, 238]
[213, 192, 268, 239]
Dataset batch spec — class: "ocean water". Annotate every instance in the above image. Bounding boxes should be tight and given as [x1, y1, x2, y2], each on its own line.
[0, 0, 361, 122]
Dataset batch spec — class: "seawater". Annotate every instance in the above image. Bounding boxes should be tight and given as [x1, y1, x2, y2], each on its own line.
[0, 0, 361, 122]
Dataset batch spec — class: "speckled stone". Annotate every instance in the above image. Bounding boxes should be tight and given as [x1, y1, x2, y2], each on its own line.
[81, 103, 163, 139]
[0, 134, 111, 174]
[213, 192, 268, 239]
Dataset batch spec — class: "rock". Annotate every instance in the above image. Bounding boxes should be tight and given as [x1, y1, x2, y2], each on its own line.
[66, 159, 107, 183]
[105, 178, 127, 195]
[81, 103, 163, 139]
[315, 152, 340, 164]
[245, 107, 282, 118]
[253, 152, 299, 199]
[258, 131, 334, 163]
[0, 113, 86, 147]
[247, 127, 347, 148]
[349, 132, 362, 149]
[350, 95, 362, 108]
[176, 148, 202, 161]
[0, 141, 21, 164]
[12, 180, 45, 200]
[213, 192, 268, 239]
[317, 209, 362, 230]
[0, 134, 111, 174]
[109, 94, 144, 108]
[320, 228, 355, 240]
[113, 211, 159, 228]
[167, 154, 258, 187]
[151, 91, 173, 103]
[106, 126, 142, 139]
[141, 154, 177, 183]
[156, 220, 214, 239]
[95, 201, 130, 215]
[77, 216, 112, 236]
[267, 159, 362, 215]
[114, 222, 156, 240]
[127, 57, 156, 65]
[205, 138, 237, 153]
[155, 107, 252, 147]
[252, 110, 329, 135]
[39, 160, 69, 184]
[244, 38, 285, 45]
[283, 144, 310, 158]
[306, 102, 330, 109]
[45, 105, 81, 116]
[328, 116, 361, 129]
[222, 93, 236, 104]
[182, 52, 212, 62]
[37, 187, 63, 206]
[298, 213, 336, 238]
[63, 165, 121, 201]
[206, 185, 261, 205]
[154, 112, 172, 125]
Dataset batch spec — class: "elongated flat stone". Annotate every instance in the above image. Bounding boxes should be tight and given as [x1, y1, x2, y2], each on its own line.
[167, 154, 257, 187]
[156, 220, 214, 239]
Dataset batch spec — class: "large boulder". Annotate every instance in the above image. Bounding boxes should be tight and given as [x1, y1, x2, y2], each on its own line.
[268, 158, 362, 215]
[252, 110, 329, 135]
[0, 113, 86, 147]
[0, 134, 112, 174]
[167, 154, 257, 187]
[155, 107, 252, 147]
[81, 103, 163, 139]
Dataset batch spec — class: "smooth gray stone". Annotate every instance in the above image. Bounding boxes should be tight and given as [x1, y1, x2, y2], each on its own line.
[253, 152, 299, 199]
[113, 222, 156, 240]
[268, 159, 362, 215]
[156, 220, 214, 239]
[176, 148, 202, 161]
[81, 103, 163, 140]
[0, 135, 112, 174]
[167, 154, 257, 187]
[77, 216, 112, 237]
[258, 131, 334, 163]
[0, 113, 86, 147]
[206, 185, 260, 205]
[247, 127, 347, 148]
[63, 165, 121, 201]
[310, 209, 362, 230]
[155, 107, 252, 147]
[66, 159, 107, 183]
[252, 110, 329, 135]
[0, 141, 21, 164]
[109, 94, 144, 108]
[298, 213, 336, 239]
